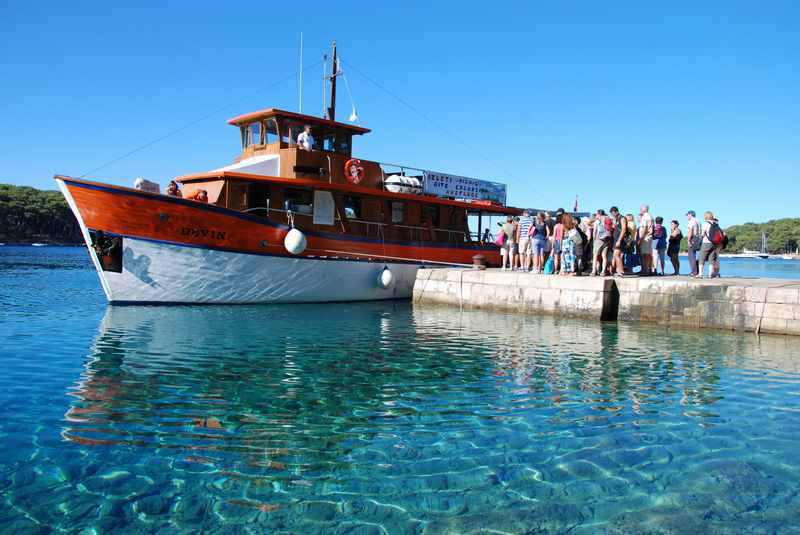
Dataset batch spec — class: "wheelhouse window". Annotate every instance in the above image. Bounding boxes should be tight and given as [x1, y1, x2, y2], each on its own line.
[322, 131, 336, 152]
[335, 131, 351, 155]
[265, 118, 279, 145]
[245, 122, 262, 147]
[284, 121, 314, 148]
[284, 188, 313, 215]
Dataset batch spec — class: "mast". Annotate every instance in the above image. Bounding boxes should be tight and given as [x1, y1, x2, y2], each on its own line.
[326, 41, 338, 121]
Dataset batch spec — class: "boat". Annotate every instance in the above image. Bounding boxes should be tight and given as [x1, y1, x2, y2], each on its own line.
[31, 243, 47, 247]
[55, 44, 518, 304]
[731, 232, 770, 259]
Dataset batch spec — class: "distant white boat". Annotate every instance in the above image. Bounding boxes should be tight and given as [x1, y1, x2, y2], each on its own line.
[738, 249, 770, 259]
[31, 243, 47, 247]
[735, 232, 770, 259]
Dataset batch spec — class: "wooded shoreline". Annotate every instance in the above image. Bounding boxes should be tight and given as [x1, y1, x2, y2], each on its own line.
[1, 184, 81, 245]
[1, 183, 798, 252]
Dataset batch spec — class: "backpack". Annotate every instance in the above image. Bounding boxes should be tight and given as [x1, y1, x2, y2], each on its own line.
[707, 222, 724, 247]
[596, 216, 611, 241]
[653, 224, 668, 249]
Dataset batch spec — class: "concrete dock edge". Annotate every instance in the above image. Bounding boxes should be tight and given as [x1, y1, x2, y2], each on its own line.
[413, 268, 800, 337]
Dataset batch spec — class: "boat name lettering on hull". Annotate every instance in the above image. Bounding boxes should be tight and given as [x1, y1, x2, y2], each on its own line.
[181, 227, 226, 240]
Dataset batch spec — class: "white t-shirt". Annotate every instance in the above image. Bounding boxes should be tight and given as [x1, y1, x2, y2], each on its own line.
[297, 131, 314, 150]
[639, 212, 653, 240]
[687, 217, 700, 242]
[701, 220, 713, 244]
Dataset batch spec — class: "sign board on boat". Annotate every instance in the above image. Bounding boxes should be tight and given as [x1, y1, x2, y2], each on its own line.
[422, 171, 507, 205]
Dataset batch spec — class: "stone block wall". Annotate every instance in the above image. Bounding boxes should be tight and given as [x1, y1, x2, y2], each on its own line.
[615, 277, 800, 336]
[413, 269, 615, 320]
[413, 269, 800, 336]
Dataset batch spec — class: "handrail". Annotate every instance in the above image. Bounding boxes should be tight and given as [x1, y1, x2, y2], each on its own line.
[240, 206, 476, 242]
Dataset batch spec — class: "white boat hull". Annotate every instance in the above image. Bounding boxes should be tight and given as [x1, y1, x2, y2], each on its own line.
[94, 237, 423, 304]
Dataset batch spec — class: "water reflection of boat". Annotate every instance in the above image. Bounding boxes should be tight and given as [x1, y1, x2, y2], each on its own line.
[64, 302, 485, 456]
[65, 304, 800, 459]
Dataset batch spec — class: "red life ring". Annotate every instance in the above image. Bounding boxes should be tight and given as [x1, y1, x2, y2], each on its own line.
[344, 159, 365, 185]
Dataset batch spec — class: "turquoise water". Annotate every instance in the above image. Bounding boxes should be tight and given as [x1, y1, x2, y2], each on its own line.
[2, 246, 800, 533]
[677, 254, 800, 280]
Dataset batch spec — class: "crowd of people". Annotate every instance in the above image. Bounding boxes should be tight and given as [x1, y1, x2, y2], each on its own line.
[492, 206, 727, 279]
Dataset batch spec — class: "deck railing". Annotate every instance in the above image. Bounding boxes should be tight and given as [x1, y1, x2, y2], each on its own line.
[244, 207, 476, 244]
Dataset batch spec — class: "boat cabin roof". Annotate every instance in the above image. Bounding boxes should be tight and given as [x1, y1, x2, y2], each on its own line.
[227, 108, 371, 135]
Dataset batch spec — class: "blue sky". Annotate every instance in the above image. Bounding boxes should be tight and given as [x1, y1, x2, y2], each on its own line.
[1, 1, 798, 225]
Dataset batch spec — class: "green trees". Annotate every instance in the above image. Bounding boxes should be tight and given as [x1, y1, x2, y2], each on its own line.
[725, 219, 800, 254]
[0, 184, 82, 244]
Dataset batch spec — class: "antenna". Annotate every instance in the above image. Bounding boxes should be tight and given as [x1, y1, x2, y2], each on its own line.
[326, 41, 338, 121]
[298, 32, 303, 113]
[322, 52, 327, 118]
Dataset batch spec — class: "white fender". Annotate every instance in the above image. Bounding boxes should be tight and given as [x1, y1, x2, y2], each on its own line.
[284, 228, 307, 255]
[378, 267, 394, 289]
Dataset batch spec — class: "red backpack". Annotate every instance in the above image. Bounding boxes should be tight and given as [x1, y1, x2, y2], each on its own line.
[708, 222, 724, 246]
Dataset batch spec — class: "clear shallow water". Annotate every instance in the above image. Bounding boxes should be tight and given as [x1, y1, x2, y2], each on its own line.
[2, 247, 800, 534]
[678, 254, 800, 280]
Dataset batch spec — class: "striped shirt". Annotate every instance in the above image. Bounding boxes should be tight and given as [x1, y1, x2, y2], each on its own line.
[518, 216, 534, 239]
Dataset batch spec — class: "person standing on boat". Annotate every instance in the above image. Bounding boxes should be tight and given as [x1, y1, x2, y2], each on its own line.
[190, 189, 208, 203]
[686, 210, 701, 276]
[297, 125, 315, 151]
[166, 180, 182, 198]
[668, 220, 683, 275]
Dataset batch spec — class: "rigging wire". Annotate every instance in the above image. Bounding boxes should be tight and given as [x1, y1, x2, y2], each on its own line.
[339, 58, 552, 206]
[337, 58, 359, 124]
[341, 72, 359, 124]
[80, 59, 324, 179]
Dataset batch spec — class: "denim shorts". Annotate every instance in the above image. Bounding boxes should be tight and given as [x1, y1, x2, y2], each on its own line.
[533, 238, 547, 254]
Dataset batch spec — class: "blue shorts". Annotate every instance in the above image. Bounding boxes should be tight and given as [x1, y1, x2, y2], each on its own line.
[553, 239, 562, 254]
[533, 238, 547, 254]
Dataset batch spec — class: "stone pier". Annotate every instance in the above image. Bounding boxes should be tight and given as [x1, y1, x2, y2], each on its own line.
[413, 268, 800, 336]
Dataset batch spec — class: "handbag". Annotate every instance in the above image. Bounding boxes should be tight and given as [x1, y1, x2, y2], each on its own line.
[494, 231, 506, 247]
[543, 256, 555, 274]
